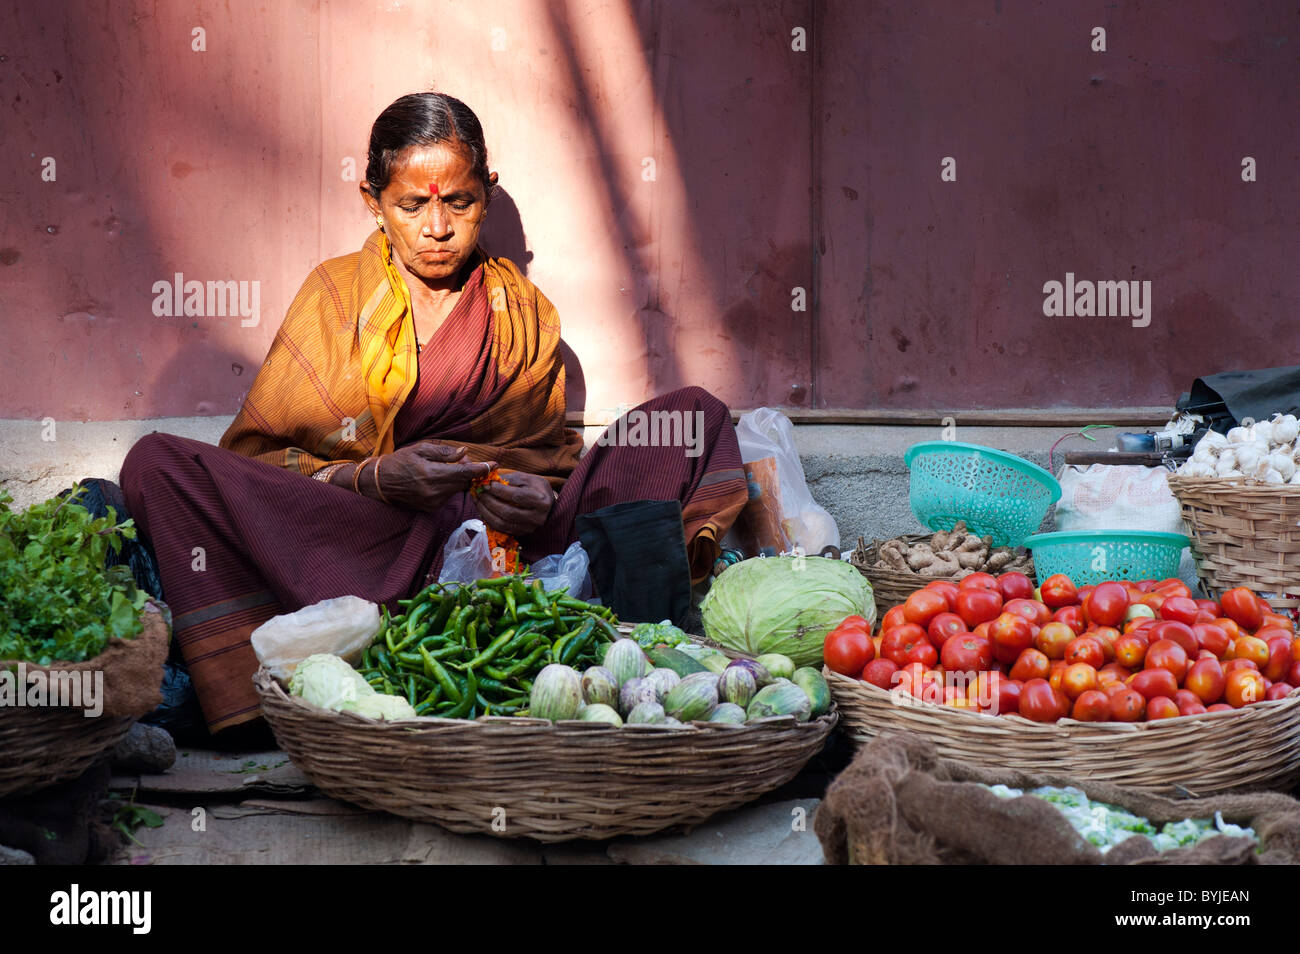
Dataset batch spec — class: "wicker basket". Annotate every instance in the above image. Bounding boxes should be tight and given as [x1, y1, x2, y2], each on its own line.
[0, 708, 135, 798]
[848, 535, 1034, 614]
[1166, 475, 1300, 610]
[825, 668, 1300, 796]
[254, 669, 837, 842]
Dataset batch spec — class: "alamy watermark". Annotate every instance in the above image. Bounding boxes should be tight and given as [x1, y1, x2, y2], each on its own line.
[0, 664, 103, 717]
[152, 273, 260, 327]
[596, 409, 706, 458]
[1042, 272, 1151, 328]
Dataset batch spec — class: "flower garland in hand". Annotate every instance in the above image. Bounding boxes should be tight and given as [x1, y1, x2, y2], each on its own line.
[472, 467, 521, 575]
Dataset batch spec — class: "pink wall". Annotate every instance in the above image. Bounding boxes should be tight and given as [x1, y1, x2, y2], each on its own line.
[1, 1, 1296, 422]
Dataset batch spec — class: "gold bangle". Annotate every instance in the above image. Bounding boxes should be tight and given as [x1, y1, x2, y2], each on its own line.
[373, 455, 390, 504]
[351, 458, 373, 494]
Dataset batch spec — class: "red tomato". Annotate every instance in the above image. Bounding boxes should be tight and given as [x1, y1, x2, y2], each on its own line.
[1146, 696, 1181, 720]
[1178, 699, 1208, 716]
[1195, 598, 1222, 617]
[1071, 689, 1111, 722]
[958, 572, 1000, 592]
[880, 604, 908, 634]
[1152, 579, 1193, 600]
[1184, 657, 1226, 705]
[1019, 678, 1063, 722]
[1113, 634, 1148, 670]
[940, 633, 994, 674]
[1233, 635, 1270, 669]
[1034, 621, 1076, 660]
[989, 612, 1035, 665]
[923, 579, 961, 612]
[1192, 623, 1232, 659]
[902, 589, 949, 628]
[1225, 669, 1266, 708]
[997, 572, 1035, 602]
[1260, 612, 1296, 635]
[880, 623, 930, 667]
[1146, 620, 1198, 658]
[1264, 636, 1294, 682]
[1039, 574, 1079, 609]
[1051, 604, 1086, 635]
[926, 612, 968, 651]
[1214, 617, 1243, 642]
[861, 658, 899, 690]
[1084, 582, 1129, 627]
[955, 588, 1004, 629]
[1138, 592, 1167, 613]
[823, 616, 874, 676]
[1173, 689, 1200, 710]
[905, 640, 939, 669]
[1102, 679, 1131, 698]
[1091, 626, 1120, 663]
[1135, 579, 1157, 592]
[1288, 660, 1300, 687]
[1144, 639, 1190, 683]
[1158, 596, 1200, 626]
[1266, 683, 1294, 701]
[1207, 703, 1235, 712]
[1109, 688, 1146, 722]
[1221, 587, 1265, 632]
[1128, 667, 1179, 701]
[970, 672, 1021, 717]
[1061, 662, 1099, 700]
[1009, 647, 1051, 682]
[1097, 661, 1132, 686]
[1223, 658, 1259, 674]
[1064, 636, 1105, 669]
[1003, 598, 1051, 626]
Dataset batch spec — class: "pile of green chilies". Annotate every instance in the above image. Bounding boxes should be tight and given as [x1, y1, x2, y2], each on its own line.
[356, 575, 619, 718]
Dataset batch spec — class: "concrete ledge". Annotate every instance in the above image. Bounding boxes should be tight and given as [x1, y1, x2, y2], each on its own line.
[0, 416, 1096, 542]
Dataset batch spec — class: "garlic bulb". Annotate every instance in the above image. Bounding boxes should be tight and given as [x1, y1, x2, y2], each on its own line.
[1180, 462, 1214, 478]
[1270, 453, 1296, 480]
[1252, 458, 1274, 480]
[1254, 419, 1275, 445]
[1192, 442, 1218, 464]
[1236, 444, 1265, 474]
[1272, 414, 1300, 445]
[1201, 430, 1229, 451]
[1262, 468, 1285, 484]
[1227, 426, 1251, 444]
[1215, 449, 1238, 474]
[1290, 470, 1300, 485]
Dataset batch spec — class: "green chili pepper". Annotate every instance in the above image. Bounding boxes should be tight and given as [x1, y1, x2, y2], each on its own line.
[500, 644, 548, 679]
[560, 619, 597, 665]
[458, 628, 516, 671]
[425, 655, 461, 703]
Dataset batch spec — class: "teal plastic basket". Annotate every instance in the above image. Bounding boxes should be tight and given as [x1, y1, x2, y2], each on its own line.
[1023, 530, 1190, 587]
[903, 442, 1062, 547]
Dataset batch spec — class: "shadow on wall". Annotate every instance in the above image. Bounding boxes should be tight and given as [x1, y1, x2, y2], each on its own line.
[479, 186, 586, 415]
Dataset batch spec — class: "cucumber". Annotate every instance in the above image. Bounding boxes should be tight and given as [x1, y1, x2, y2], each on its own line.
[645, 646, 710, 678]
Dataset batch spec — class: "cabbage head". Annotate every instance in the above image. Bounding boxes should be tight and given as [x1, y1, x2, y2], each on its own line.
[340, 693, 416, 720]
[289, 653, 373, 711]
[699, 557, 875, 668]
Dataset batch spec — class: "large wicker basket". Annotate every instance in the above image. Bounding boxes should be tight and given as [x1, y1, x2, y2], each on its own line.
[848, 534, 1034, 614]
[254, 669, 837, 842]
[825, 668, 1300, 796]
[0, 708, 135, 798]
[1166, 475, 1300, 610]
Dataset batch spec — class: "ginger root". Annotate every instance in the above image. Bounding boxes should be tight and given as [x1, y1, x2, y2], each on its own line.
[919, 553, 961, 576]
[905, 543, 936, 572]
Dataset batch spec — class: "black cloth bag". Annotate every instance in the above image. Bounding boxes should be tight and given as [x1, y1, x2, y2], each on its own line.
[575, 500, 693, 628]
[1177, 365, 1300, 434]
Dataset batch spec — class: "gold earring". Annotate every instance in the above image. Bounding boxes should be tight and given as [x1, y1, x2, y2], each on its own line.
[375, 215, 384, 231]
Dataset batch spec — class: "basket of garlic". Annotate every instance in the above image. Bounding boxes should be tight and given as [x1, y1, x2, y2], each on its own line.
[1167, 413, 1300, 610]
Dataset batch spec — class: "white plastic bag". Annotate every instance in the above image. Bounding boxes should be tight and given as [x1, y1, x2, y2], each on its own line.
[438, 518, 495, 584]
[1054, 464, 1200, 590]
[735, 407, 839, 553]
[530, 540, 594, 600]
[251, 595, 381, 683]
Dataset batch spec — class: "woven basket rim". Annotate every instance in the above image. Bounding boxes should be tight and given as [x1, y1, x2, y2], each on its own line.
[824, 666, 1300, 734]
[1167, 474, 1300, 495]
[255, 667, 838, 735]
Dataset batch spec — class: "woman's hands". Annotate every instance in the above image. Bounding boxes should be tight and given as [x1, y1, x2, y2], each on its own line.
[372, 442, 493, 512]
[474, 470, 555, 537]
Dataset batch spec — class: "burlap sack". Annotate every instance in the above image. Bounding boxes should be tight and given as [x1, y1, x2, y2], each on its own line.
[1, 601, 170, 719]
[815, 731, 1300, 865]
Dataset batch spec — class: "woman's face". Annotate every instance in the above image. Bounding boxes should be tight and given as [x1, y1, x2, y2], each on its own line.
[362, 141, 494, 286]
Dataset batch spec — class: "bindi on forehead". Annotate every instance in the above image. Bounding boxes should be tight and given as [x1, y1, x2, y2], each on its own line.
[429, 182, 438, 196]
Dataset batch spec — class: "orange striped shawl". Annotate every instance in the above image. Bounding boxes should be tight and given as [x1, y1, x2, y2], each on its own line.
[220, 230, 582, 484]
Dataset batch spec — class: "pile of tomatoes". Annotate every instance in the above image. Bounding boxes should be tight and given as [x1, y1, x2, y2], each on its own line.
[823, 572, 1300, 723]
